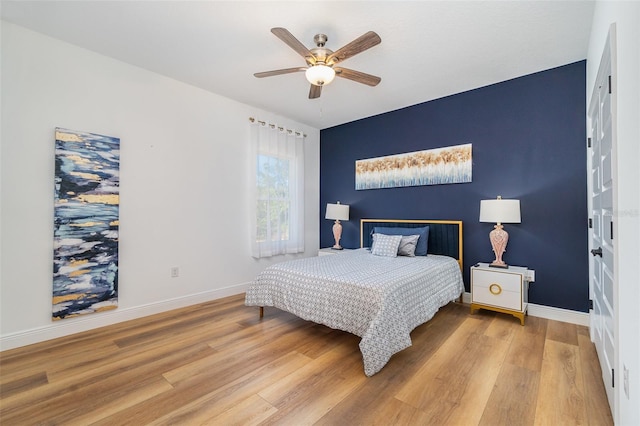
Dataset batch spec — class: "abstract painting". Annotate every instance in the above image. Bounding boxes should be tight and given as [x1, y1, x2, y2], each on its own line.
[355, 143, 472, 190]
[53, 128, 119, 320]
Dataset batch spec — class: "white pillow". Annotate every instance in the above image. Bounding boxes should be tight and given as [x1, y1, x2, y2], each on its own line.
[397, 234, 420, 257]
[371, 234, 402, 257]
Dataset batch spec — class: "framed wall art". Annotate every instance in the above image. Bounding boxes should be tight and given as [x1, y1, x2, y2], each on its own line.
[355, 143, 472, 190]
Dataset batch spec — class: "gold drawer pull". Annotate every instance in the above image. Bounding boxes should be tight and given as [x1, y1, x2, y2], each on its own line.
[489, 283, 502, 295]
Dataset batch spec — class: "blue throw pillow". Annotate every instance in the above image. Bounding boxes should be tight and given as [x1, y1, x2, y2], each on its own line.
[373, 226, 429, 256]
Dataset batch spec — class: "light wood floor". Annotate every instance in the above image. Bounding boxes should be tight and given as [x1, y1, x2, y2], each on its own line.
[0, 294, 613, 425]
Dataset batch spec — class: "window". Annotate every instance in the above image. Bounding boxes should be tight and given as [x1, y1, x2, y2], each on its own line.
[256, 154, 291, 243]
[249, 121, 304, 258]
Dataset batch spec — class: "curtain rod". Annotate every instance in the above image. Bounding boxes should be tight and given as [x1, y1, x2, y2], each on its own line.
[248, 117, 306, 138]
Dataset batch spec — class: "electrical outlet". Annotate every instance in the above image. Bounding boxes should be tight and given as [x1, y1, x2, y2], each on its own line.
[525, 269, 535, 282]
[171, 267, 179, 278]
[623, 364, 629, 399]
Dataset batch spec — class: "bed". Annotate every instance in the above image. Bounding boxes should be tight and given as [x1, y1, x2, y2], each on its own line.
[245, 219, 464, 376]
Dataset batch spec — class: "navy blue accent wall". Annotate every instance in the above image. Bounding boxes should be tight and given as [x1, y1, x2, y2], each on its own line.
[320, 61, 588, 312]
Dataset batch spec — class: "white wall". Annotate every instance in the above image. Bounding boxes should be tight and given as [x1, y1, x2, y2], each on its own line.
[587, 2, 640, 425]
[0, 22, 320, 350]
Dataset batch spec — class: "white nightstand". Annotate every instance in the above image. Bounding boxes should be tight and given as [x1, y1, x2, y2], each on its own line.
[470, 263, 534, 325]
[318, 248, 354, 256]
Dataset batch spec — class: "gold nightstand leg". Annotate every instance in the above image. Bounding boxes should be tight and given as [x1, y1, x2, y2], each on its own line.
[513, 312, 525, 326]
[470, 303, 526, 325]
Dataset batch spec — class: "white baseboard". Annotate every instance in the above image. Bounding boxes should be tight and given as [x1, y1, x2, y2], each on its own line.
[2, 287, 589, 352]
[526, 303, 590, 326]
[461, 292, 589, 326]
[0, 283, 250, 352]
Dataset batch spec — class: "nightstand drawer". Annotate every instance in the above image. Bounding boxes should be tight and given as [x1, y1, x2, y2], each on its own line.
[472, 283, 522, 311]
[472, 269, 523, 293]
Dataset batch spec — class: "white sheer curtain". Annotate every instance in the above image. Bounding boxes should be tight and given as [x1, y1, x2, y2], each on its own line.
[249, 119, 305, 258]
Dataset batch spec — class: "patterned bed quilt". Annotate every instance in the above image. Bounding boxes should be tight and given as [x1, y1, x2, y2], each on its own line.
[245, 248, 464, 376]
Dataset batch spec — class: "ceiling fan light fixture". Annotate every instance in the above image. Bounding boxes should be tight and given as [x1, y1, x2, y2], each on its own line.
[305, 64, 336, 86]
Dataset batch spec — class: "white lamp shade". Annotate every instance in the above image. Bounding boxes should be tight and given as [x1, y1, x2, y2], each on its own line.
[325, 203, 349, 221]
[306, 65, 336, 86]
[480, 198, 521, 224]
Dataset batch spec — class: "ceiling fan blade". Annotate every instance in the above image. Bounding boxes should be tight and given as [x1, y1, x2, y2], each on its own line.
[271, 27, 316, 65]
[327, 31, 381, 65]
[334, 67, 381, 86]
[254, 67, 307, 78]
[309, 84, 322, 99]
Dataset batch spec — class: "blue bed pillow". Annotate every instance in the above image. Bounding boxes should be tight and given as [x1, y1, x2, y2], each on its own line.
[373, 226, 429, 256]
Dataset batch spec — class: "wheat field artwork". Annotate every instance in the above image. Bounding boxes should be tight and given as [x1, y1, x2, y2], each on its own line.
[355, 143, 472, 190]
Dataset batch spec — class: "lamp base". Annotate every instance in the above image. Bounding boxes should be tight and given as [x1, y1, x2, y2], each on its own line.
[332, 220, 343, 251]
[488, 224, 509, 269]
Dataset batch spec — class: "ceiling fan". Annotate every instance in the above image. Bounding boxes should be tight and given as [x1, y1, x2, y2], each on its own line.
[254, 27, 382, 99]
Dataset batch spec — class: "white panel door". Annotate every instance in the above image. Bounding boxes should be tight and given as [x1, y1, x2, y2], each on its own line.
[588, 28, 616, 413]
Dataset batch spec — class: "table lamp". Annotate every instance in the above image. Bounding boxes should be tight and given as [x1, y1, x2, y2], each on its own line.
[479, 196, 521, 268]
[325, 201, 349, 250]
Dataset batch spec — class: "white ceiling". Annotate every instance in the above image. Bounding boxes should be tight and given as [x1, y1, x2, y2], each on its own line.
[1, 1, 595, 129]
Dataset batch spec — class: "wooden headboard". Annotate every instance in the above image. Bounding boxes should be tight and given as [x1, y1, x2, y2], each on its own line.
[360, 219, 463, 270]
